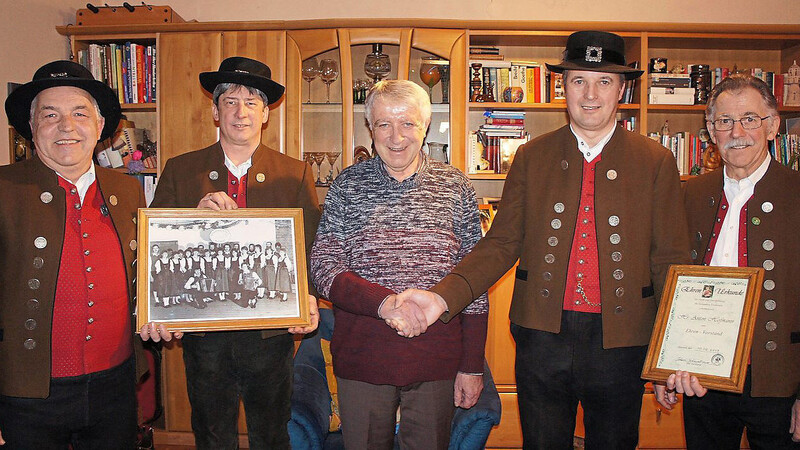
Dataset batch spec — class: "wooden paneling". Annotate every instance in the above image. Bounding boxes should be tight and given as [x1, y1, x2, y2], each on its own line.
[158, 32, 222, 170]
[222, 31, 287, 154]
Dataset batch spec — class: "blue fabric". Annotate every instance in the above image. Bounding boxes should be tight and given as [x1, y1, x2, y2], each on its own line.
[289, 308, 501, 450]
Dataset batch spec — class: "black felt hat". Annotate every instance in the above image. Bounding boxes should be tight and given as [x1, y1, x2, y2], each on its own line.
[5, 60, 122, 141]
[546, 31, 644, 80]
[199, 57, 285, 105]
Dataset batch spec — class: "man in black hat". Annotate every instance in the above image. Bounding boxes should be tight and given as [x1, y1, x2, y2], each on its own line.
[0, 60, 159, 448]
[394, 31, 691, 448]
[147, 56, 320, 450]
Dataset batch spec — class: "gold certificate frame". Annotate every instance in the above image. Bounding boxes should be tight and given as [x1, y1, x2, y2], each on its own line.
[136, 208, 310, 332]
[642, 265, 764, 393]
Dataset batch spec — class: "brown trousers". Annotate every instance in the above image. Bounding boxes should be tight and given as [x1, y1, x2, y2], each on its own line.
[336, 377, 455, 450]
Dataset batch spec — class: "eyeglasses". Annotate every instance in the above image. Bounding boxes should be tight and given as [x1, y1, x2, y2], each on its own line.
[709, 115, 772, 131]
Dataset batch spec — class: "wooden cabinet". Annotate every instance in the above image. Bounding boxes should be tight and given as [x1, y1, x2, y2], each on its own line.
[57, 20, 799, 448]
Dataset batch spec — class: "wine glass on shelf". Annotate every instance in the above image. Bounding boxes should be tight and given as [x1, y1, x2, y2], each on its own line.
[303, 151, 315, 170]
[319, 59, 339, 104]
[310, 151, 327, 185]
[364, 43, 391, 83]
[419, 56, 442, 101]
[324, 151, 341, 184]
[301, 57, 320, 104]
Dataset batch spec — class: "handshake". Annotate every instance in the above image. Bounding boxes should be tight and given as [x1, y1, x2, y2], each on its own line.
[378, 289, 449, 337]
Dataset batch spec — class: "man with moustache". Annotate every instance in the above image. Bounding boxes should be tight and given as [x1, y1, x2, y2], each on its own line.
[147, 56, 320, 450]
[0, 60, 162, 448]
[656, 74, 800, 449]
[395, 31, 691, 449]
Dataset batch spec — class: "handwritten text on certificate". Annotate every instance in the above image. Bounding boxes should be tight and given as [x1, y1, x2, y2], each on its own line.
[656, 275, 749, 377]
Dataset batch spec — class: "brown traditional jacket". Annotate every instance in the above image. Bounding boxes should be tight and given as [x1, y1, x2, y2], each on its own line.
[433, 125, 692, 349]
[684, 160, 800, 397]
[0, 156, 147, 398]
[151, 142, 321, 338]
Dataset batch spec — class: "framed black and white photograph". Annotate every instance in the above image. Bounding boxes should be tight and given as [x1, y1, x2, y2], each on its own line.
[136, 208, 310, 332]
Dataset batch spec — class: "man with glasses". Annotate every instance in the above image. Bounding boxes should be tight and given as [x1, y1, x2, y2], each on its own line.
[656, 73, 800, 449]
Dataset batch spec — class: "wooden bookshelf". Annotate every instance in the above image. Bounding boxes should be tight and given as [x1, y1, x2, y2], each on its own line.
[56, 20, 800, 449]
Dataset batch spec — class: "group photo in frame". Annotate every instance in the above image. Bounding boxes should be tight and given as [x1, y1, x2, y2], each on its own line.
[642, 265, 764, 393]
[136, 208, 310, 332]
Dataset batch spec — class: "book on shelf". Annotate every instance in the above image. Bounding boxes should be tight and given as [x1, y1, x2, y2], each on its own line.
[77, 41, 157, 104]
[470, 46, 500, 55]
[469, 110, 530, 174]
[769, 133, 800, 170]
[648, 91, 696, 105]
[648, 131, 705, 175]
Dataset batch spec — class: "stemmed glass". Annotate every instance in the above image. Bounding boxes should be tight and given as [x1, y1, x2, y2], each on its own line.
[319, 59, 339, 104]
[324, 151, 341, 184]
[419, 56, 442, 100]
[364, 43, 391, 83]
[303, 151, 315, 170]
[310, 152, 327, 185]
[301, 57, 320, 103]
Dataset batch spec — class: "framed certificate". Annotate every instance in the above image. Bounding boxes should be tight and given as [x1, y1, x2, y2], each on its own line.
[642, 265, 764, 393]
[136, 208, 311, 333]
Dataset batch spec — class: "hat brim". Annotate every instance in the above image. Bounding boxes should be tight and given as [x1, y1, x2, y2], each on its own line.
[199, 71, 285, 106]
[546, 62, 644, 80]
[5, 78, 121, 141]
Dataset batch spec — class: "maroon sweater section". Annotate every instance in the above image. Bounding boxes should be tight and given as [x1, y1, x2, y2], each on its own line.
[328, 271, 487, 386]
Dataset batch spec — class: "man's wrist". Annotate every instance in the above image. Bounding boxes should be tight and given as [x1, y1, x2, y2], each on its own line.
[377, 294, 392, 319]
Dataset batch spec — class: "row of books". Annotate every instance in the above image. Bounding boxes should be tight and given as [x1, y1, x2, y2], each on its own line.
[77, 42, 157, 104]
[471, 60, 562, 104]
[471, 59, 638, 104]
[469, 111, 530, 174]
[648, 131, 707, 176]
[649, 66, 800, 107]
[769, 134, 800, 170]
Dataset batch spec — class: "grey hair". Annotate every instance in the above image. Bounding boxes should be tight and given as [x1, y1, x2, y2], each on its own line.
[29, 90, 103, 124]
[706, 73, 778, 121]
[364, 80, 431, 129]
[212, 83, 269, 106]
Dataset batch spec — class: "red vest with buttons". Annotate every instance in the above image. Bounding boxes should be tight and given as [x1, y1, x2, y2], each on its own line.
[50, 178, 132, 377]
[228, 171, 248, 208]
[563, 156, 603, 313]
[703, 193, 750, 267]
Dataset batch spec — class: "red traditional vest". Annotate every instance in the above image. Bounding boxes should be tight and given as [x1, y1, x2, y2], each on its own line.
[563, 156, 602, 313]
[702, 194, 750, 267]
[228, 171, 248, 208]
[51, 178, 132, 377]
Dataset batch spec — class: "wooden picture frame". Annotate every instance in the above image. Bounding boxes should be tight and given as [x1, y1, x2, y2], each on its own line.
[478, 203, 495, 236]
[642, 265, 764, 393]
[136, 208, 310, 332]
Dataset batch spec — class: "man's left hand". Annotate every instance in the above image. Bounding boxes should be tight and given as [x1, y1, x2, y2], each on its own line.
[454, 372, 483, 409]
[289, 295, 319, 334]
[790, 399, 800, 442]
[139, 322, 183, 342]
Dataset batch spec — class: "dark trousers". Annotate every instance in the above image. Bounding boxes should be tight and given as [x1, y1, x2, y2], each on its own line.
[336, 377, 455, 450]
[511, 311, 647, 450]
[684, 367, 800, 450]
[182, 331, 293, 450]
[0, 357, 137, 450]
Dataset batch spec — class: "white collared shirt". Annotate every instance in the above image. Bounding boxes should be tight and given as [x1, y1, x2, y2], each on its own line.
[570, 124, 617, 163]
[57, 163, 96, 205]
[710, 155, 771, 267]
[224, 153, 253, 179]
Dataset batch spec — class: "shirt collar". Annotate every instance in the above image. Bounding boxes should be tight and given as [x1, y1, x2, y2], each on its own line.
[723, 154, 771, 190]
[569, 124, 616, 163]
[224, 152, 253, 179]
[57, 163, 96, 205]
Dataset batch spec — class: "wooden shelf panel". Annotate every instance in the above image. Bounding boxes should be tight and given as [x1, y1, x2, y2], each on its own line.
[469, 102, 639, 111]
[121, 102, 157, 112]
